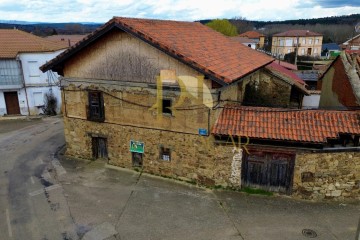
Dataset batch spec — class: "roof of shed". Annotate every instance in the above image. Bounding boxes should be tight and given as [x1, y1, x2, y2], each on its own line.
[294, 70, 319, 82]
[212, 105, 360, 144]
[265, 62, 308, 94]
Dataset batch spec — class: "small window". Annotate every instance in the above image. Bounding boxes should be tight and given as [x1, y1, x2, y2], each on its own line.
[88, 91, 105, 122]
[162, 99, 172, 115]
[28, 61, 40, 77]
[159, 146, 171, 161]
[309, 39, 313, 44]
[315, 39, 319, 44]
[33, 92, 44, 106]
[132, 152, 143, 167]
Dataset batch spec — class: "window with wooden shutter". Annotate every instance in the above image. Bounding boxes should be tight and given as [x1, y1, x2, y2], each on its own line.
[88, 91, 105, 122]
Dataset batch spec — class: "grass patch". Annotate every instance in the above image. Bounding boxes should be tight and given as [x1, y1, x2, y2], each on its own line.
[240, 187, 273, 196]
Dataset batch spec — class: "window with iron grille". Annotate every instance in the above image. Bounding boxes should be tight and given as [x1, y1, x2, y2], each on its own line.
[88, 91, 105, 122]
[159, 146, 171, 161]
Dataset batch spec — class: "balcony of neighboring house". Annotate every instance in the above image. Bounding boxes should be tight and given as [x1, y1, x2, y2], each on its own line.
[0, 59, 23, 89]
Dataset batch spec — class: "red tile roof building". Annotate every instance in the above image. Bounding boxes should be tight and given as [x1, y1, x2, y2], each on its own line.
[212, 105, 360, 144]
[41, 17, 273, 84]
[278, 61, 298, 71]
[0, 29, 67, 58]
[272, 30, 323, 59]
[45, 34, 87, 47]
[239, 31, 265, 38]
[238, 31, 265, 49]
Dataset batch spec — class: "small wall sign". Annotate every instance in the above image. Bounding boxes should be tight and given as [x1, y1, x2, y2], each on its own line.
[130, 140, 145, 153]
[198, 128, 208, 136]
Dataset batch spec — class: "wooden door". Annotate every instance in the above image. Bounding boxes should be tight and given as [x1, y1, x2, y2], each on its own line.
[4, 92, 20, 115]
[307, 48, 312, 55]
[92, 137, 108, 160]
[242, 151, 295, 194]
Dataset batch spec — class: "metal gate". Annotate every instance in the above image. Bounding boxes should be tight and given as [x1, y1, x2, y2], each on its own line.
[242, 151, 295, 194]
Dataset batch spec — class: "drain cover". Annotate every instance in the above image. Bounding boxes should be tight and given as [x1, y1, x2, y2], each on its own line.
[302, 229, 317, 238]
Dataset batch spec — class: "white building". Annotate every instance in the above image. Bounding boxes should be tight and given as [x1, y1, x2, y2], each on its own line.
[0, 29, 67, 115]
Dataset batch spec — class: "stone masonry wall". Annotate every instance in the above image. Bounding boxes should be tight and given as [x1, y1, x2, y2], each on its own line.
[64, 116, 236, 188]
[293, 152, 360, 201]
[65, 114, 360, 201]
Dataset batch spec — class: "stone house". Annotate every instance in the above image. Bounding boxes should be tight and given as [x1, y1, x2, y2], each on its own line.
[41, 17, 360, 201]
[0, 29, 66, 115]
[271, 30, 323, 59]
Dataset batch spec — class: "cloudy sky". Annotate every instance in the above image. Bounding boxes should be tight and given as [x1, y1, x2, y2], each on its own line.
[0, 0, 359, 23]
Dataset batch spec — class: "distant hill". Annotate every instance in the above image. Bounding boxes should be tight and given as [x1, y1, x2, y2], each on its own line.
[0, 21, 103, 36]
[1, 14, 359, 42]
[200, 14, 360, 46]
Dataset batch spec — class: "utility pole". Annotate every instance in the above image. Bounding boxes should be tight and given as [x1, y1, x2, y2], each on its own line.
[294, 36, 299, 66]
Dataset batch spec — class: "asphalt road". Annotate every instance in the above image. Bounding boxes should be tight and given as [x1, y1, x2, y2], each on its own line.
[0, 117, 76, 240]
[1, 117, 360, 240]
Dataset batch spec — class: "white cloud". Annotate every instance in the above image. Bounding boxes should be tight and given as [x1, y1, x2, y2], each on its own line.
[0, 0, 359, 22]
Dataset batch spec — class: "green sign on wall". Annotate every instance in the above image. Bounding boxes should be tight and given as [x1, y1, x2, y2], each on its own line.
[130, 140, 144, 153]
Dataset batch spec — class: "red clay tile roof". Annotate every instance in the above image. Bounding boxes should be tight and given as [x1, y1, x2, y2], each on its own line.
[212, 105, 360, 143]
[238, 31, 265, 38]
[278, 61, 298, 70]
[273, 30, 322, 37]
[45, 34, 87, 47]
[265, 62, 308, 94]
[41, 17, 274, 84]
[0, 29, 67, 58]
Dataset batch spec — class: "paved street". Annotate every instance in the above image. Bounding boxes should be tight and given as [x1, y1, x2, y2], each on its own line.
[0, 117, 359, 240]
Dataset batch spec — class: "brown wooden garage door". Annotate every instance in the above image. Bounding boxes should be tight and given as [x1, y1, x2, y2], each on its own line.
[242, 151, 295, 194]
[4, 92, 20, 115]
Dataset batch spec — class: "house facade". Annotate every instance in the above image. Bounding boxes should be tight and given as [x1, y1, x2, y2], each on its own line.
[341, 33, 360, 51]
[271, 30, 323, 58]
[238, 31, 265, 49]
[0, 29, 66, 115]
[231, 36, 257, 49]
[42, 17, 360, 201]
